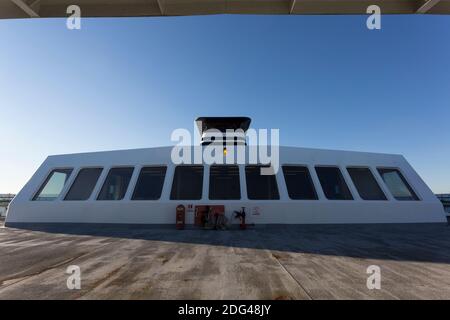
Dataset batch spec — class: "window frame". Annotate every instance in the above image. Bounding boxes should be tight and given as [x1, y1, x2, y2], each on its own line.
[376, 167, 420, 201]
[208, 165, 241, 200]
[131, 165, 167, 201]
[96, 166, 135, 201]
[170, 165, 204, 200]
[32, 167, 74, 201]
[346, 166, 387, 201]
[281, 164, 318, 200]
[245, 165, 280, 200]
[63, 167, 104, 201]
[314, 165, 354, 201]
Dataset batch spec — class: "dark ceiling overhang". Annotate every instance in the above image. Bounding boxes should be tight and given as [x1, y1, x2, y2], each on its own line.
[1, 0, 449, 19]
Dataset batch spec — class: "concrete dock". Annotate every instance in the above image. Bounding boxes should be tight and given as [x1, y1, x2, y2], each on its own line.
[1, 220, 450, 299]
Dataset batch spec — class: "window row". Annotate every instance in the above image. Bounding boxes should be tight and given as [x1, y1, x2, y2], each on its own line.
[32, 165, 420, 202]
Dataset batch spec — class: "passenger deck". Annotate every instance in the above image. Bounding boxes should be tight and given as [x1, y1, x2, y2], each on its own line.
[1, 221, 450, 299]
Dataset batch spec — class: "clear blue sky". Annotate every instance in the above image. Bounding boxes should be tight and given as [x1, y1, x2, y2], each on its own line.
[0, 15, 449, 194]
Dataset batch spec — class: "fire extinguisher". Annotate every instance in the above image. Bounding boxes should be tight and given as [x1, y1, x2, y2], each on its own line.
[176, 205, 185, 230]
[234, 207, 246, 230]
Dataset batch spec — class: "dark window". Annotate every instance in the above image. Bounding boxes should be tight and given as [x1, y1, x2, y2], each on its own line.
[170, 166, 204, 200]
[209, 165, 241, 200]
[377, 168, 419, 201]
[282, 166, 318, 200]
[347, 167, 386, 200]
[315, 166, 353, 200]
[64, 168, 103, 201]
[33, 169, 73, 201]
[245, 166, 280, 200]
[97, 167, 134, 200]
[132, 166, 167, 200]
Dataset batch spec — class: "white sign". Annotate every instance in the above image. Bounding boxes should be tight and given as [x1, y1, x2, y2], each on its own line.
[252, 206, 261, 215]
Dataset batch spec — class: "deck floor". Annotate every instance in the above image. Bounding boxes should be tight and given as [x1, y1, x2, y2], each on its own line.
[1, 220, 450, 299]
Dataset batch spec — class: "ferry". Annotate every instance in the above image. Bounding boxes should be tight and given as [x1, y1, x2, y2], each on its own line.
[5, 117, 446, 227]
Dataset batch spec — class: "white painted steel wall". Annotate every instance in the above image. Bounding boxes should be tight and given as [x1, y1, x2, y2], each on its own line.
[5, 146, 447, 225]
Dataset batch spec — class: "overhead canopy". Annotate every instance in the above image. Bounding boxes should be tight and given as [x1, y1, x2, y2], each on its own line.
[1, 0, 449, 19]
[196, 117, 251, 134]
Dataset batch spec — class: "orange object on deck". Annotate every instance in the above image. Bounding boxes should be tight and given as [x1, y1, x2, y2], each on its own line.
[194, 205, 208, 226]
[211, 205, 225, 218]
[195, 205, 225, 227]
[176, 205, 185, 230]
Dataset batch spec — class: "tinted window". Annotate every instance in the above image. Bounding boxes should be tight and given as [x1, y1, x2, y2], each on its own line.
[347, 167, 386, 200]
[315, 167, 353, 200]
[377, 168, 419, 201]
[65, 168, 103, 201]
[33, 169, 73, 201]
[170, 166, 204, 200]
[97, 167, 134, 200]
[209, 165, 241, 200]
[282, 166, 318, 200]
[245, 166, 280, 200]
[132, 166, 167, 200]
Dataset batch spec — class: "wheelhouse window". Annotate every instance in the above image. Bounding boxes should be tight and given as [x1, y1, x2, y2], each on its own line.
[65, 168, 103, 201]
[33, 169, 73, 201]
[347, 167, 386, 200]
[97, 167, 134, 200]
[132, 166, 167, 200]
[170, 166, 204, 200]
[315, 166, 353, 200]
[377, 168, 419, 201]
[282, 166, 318, 200]
[209, 165, 241, 200]
[245, 166, 280, 200]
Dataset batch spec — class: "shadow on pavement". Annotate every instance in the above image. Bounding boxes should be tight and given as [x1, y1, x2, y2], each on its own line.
[5, 222, 450, 264]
